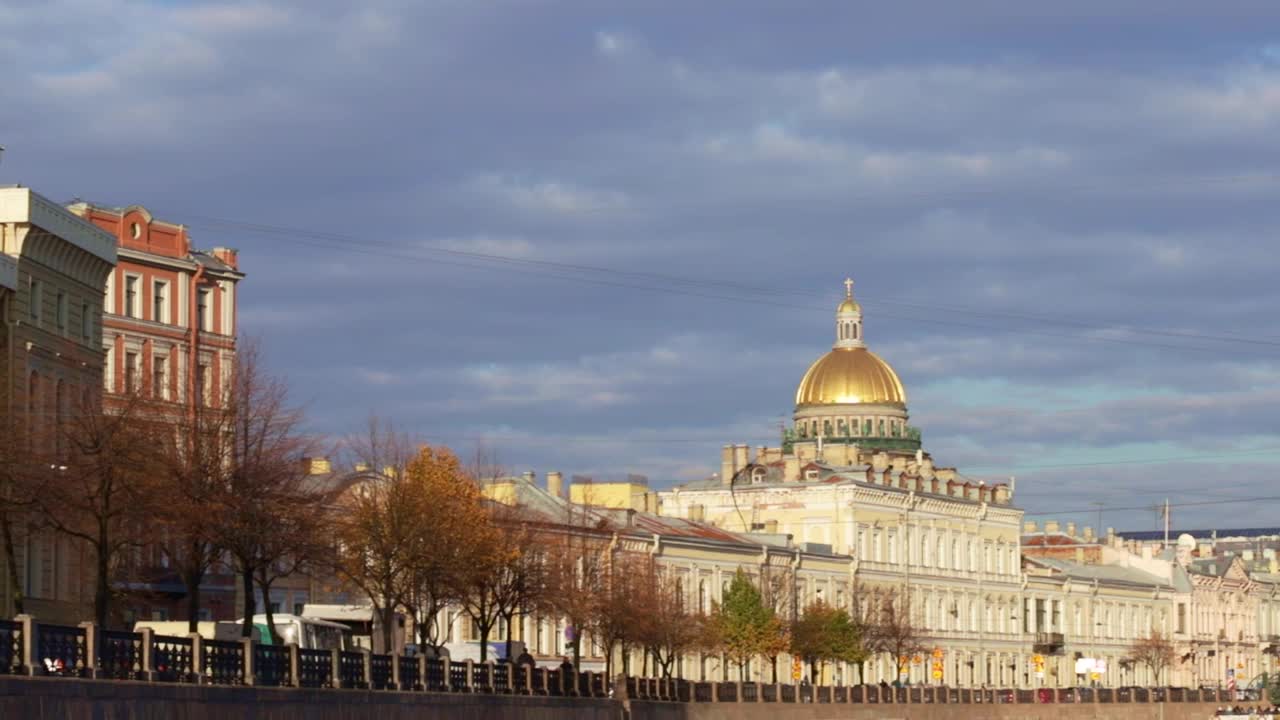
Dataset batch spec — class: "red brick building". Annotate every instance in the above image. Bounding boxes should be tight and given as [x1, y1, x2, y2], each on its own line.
[67, 202, 244, 622]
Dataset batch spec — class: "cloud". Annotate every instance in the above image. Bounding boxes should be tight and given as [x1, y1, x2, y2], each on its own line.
[466, 174, 630, 217]
[594, 31, 633, 57]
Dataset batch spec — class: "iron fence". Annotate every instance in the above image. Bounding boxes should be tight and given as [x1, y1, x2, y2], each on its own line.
[337, 651, 366, 689]
[253, 643, 291, 687]
[741, 681, 758, 702]
[201, 639, 244, 685]
[397, 655, 421, 691]
[425, 658, 447, 691]
[0, 620, 22, 675]
[150, 635, 194, 683]
[369, 653, 393, 690]
[36, 624, 87, 677]
[97, 630, 144, 680]
[297, 648, 332, 688]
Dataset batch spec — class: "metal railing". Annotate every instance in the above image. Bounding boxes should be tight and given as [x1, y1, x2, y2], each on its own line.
[0, 614, 1245, 707]
[297, 648, 332, 688]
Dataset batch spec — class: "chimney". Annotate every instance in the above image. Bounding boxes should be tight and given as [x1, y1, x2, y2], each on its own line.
[1066, 522, 1077, 539]
[734, 445, 749, 473]
[764, 519, 778, 534]
[547, 471, 564, 498]
[1045, 520, 1061, 534]
[688, 504, 705, 522]
[210, 246, 239, 270]
[1024, 521, 1038, 534]
[1083, 526, 1095, 542]
[302, 457, 331, 475]
[521, 470, 536, 484]
[1106, 527, 1116, 546]
[721, 445, 734, 485]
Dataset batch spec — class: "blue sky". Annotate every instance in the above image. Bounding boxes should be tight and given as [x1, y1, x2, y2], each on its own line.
[4, 0, 1280, 532]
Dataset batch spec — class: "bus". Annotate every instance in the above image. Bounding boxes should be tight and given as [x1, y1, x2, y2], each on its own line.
[241, 614, 353, 650]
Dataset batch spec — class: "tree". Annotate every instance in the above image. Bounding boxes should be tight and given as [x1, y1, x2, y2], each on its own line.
[790, 600, 866, 684]
[867, 585, 926, 683]
[759, 563, 796, 683]
[152, 389, 236, 633]
[31, 391, 162, 628]
[541, 517, 610, 670]
[590, 550, 644, 679]
[1129, 631, 1176, 685]
[487, 508, 548, 663]
[707, 569, 779, 681]
[204, 344, 315, 641]
[632, 564, 704, 679]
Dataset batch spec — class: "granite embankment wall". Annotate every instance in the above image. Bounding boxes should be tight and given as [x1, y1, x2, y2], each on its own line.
[0, 676, 1237, 720]
[649, 701, 1231, 720]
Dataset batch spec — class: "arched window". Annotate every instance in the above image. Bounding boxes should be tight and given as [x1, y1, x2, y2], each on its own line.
[823, 420, 831, 436]
[852, 323, 859, 340]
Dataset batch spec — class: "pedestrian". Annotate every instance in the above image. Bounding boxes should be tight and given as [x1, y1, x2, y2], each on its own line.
[515, 649, 535, 667]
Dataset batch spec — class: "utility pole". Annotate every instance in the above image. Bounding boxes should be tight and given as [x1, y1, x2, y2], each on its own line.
[1163, 499, 1170, 548]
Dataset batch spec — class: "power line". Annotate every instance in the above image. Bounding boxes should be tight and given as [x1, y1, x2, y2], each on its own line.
[963, 446, 1280, 473]
[176, 214, 1280, 358]
[1022, 495, 1280, 517]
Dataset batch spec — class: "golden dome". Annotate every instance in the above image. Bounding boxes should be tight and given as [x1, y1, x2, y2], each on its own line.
[795, 347, 906, 407]
[837, 297, 861, 313]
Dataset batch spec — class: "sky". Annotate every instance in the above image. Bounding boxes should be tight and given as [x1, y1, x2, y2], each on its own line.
[4, 0, 1280, 533]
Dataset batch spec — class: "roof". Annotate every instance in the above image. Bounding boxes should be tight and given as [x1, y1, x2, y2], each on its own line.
[488, 477, 844, 557]
[1026, 556, 1173, 590]
[1120, 527, 1280, 542]
[672, 461, 1008, 508]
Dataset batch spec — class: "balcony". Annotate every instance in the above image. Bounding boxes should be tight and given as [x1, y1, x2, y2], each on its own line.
[1033, 632, 1065, 655]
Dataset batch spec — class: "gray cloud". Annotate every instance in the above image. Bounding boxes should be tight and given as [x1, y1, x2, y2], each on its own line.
[5, 0, 1280, 529]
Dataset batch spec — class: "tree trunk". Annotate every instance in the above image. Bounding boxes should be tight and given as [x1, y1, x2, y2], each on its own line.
[182, 545, 206, 633]
[478, 620, 490, 662]
[771, 655, 778, 684]
[503, 613, 514, 664]
[1, 513, 24, 615]
[260, 577, 279, 645]
[380, 604, 394, 654]
[240, 563, 255, 638]
[94, 522, 110, 628]
[571, 634, 581, 670]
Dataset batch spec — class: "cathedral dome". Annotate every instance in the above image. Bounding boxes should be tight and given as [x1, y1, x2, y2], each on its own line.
[795, 347, 906, 408]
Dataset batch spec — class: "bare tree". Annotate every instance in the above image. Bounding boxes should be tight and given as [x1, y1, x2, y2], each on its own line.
[1129, 631, 1176, 685]
[866, 585, 927, 684]
[31, 391, 162, 628]
[632, 563, 703, 679]
[205, 343, 314, 640]
[540, 515, 610, 669]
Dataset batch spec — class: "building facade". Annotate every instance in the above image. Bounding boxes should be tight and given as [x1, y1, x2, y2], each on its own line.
[66, 201, 243, 624]
[0, 186, 117, 622]
[67, 202, 241, 409]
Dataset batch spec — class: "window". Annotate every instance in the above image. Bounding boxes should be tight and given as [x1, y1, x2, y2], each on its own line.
[81, 303, 91, 341]
[196, 362, 211, 406]
[56, 292, 67, 330]
[125, 352, 139, 394]
[29, 279, 42, 321]
[104, 272, 115, 314]
[104, 346, 115, 392]
[152, 355, 168, 399]
[1177, 603, 1186, 634]
[124, 275, 140, 318]
[198, 288, 212, 331]
[153, 280, 169, 323]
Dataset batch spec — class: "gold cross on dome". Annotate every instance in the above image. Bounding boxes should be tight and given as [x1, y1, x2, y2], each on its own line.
[844, 277, 854, 297]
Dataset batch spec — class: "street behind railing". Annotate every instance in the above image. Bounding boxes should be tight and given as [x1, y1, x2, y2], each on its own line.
[0, 615, 1244, 705]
